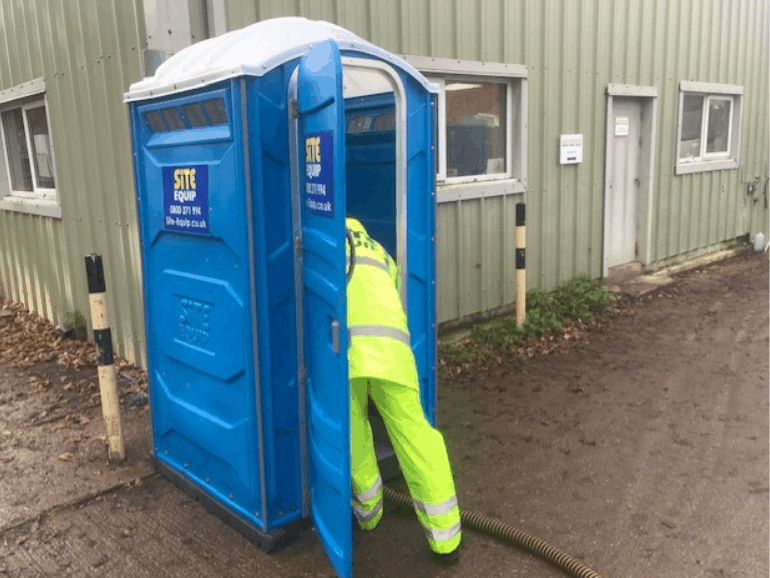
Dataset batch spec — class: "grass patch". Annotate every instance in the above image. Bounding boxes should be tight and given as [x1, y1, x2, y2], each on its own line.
[439, 277, 615, 376]
[61, 310, 88, 341]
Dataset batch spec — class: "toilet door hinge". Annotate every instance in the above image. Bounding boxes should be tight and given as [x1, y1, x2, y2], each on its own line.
[289, 99, 298, 120]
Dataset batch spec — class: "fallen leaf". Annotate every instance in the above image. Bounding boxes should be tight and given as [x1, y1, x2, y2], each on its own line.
[58, 452, 73, 462]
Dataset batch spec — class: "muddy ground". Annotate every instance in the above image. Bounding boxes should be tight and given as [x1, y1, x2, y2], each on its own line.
[0, 250, 767, 578]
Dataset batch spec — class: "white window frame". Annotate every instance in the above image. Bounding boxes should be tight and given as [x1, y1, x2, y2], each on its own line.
[0, 78, 61, 218]
[3, 101, 57, 199]
[675, 81, 743, 175]
[402, 55, 527, 202]
[431, 76, 514, 184]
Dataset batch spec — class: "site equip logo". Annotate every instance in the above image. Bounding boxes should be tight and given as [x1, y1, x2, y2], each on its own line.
[163, 165, 210, 233]
[304, 132, 334, 217]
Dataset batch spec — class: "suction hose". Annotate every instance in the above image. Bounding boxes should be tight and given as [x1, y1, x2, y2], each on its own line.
[382, 486, 605, 578]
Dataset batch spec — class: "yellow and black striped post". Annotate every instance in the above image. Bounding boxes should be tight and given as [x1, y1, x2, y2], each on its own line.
[85, 254, 125, 462]
[515, 203, 526, 328]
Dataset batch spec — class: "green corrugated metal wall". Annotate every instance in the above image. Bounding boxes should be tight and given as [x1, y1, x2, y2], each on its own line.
[0, 0, 767, 363]
[244, 0, 770, 323]
[0, 0, 147, 364]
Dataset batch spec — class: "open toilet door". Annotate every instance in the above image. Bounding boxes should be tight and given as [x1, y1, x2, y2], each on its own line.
[296, 40, 352, 578]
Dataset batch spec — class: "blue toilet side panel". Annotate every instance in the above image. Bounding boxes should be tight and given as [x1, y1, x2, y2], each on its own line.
[247, 64, 303, 531]
[335, 54, 438, 427]
[131, 81, 264, 528]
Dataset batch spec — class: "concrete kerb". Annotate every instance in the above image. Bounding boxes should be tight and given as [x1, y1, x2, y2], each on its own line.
[644, 246, 749, 280]
[607, 246, 753, 299]
[439, 245, 752, 346]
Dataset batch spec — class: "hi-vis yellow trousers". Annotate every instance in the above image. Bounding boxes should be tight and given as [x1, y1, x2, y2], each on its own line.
[350, 376, 462, 555]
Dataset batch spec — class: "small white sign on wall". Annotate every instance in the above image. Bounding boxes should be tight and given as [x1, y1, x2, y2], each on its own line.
[615, 117, 629, 136]
[560, 134, 583, 165]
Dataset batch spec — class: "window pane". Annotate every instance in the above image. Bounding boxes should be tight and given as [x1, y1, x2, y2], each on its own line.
[374, 113, 395, 132]
[706, 98, 731, 154]
[203, 99, 228, 125]
[25, 106, 55, 189]
[1, 108, 33, 191]
[347, 115, 371, 134]
[162, 107, 186, 130]
[183, 103, 208, 127]
[144, 110, 166, 132]
[679, 94, 704, 160]
[445, 82, 506, 177]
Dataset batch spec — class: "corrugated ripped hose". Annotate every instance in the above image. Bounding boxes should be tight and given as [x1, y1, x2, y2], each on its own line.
[382, 485, 606, 578]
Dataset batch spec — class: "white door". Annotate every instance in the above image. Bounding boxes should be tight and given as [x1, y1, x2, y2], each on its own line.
[606, 97, 642, 268]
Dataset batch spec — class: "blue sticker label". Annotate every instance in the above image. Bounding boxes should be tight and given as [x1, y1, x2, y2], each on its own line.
[163, 165, 209, 233]
[305, 132, 334, 217]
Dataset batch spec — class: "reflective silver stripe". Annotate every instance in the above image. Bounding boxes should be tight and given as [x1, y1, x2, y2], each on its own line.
[353, 476, 383, 504]
[413, 495, 459, 517]
[353, 499, 383, 522]
[347, 255, 390, 273]
[424, 521, 462, 543]
[349, 325, 410, 345]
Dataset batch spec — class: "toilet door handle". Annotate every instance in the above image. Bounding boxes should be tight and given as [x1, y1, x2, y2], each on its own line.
[331, 320, 340, 354]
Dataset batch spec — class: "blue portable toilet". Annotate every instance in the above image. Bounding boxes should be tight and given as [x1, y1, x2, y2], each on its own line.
[125, 17, 438, 578]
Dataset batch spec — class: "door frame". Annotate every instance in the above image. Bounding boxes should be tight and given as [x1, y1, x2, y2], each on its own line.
[288, 54, 408, 518]
[341, 56, 409, 305]
[602, 85, 658, 277]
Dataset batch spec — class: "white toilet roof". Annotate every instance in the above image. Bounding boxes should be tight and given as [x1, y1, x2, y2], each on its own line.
[125, 17, 437, 102]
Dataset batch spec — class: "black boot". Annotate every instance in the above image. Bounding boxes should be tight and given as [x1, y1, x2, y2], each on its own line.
[432, 545, 461, 565]
[352, 512, 363, 552]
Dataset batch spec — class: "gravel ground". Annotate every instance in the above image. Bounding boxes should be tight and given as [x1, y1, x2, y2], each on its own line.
[0, 250, 767, 578]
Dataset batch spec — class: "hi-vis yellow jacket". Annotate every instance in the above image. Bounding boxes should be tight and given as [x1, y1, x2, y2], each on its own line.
[345, 218, 419, 388]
